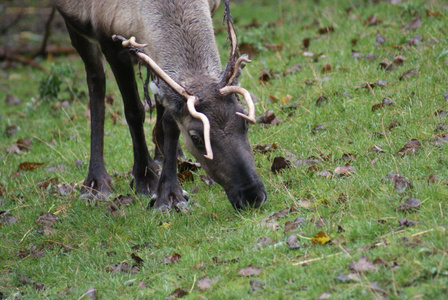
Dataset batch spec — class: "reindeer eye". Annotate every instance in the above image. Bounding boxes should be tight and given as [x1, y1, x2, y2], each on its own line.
[189, 130, 203, 146]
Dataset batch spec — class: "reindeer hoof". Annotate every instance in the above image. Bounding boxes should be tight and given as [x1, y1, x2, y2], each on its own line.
[80, 178, 113, 201]
[147, 190, 190, 212]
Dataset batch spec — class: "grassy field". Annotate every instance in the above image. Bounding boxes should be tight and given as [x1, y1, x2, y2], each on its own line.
[1, 0, 448, 298]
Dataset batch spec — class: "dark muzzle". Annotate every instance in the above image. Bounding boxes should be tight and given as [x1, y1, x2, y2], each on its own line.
[226, 180, 267, 210]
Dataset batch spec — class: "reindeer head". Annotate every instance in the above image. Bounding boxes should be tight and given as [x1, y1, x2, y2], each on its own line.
[112, 2, 266, 209]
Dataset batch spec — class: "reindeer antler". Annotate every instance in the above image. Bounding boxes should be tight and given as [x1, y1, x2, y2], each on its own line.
[219, 86, 256, 124]
[218, 2, 256, 124]
[112, 35, 213, 160]
[220, 0, 237, 87]
[227, 55, 251, 86]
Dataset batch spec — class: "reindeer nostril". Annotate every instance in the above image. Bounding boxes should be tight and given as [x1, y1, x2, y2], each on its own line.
[228, 182, 267, 210]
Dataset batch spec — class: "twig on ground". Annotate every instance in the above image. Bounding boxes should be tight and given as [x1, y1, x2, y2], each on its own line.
[0, 51, 49, 73]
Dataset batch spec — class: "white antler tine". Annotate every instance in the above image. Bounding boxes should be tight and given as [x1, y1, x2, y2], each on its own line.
[219, 86, 256, 124]
[187, 97, 213, 160]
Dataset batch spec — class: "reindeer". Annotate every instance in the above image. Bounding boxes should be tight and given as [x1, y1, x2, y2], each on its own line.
[52, 0, 267, 210]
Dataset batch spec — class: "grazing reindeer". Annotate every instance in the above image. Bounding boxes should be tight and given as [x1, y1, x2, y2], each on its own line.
[53, 0, 267, 210]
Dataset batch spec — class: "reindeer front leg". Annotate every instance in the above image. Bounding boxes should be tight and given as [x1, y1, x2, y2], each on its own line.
[102, 41, 159, 197]
[64, 22, 112, 199]
[152, 110, 188, 212]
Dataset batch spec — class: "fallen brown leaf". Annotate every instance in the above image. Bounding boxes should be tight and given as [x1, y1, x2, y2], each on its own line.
[382, 173, 413, 193]
[355, 80, 387, 89]
[4, 93, 22, 105]
[263, 41, 284, 52]
[37, 177, 59, 190]
[335, 273, 361, 282]
[270, 157, 291, 173]
[249, 279, 265, 293]
[166, 288, 188, 299]
[286, 234, 303, 250]
[164, 253, 181, 264]
[402, 15, 421, 30]
[84, 287, 97, 300]
[398, 218, 417, 227]
[432, 133, 448, 146]
[315, 95, 328, 106]
[316, 169, 333, 178]
[349, 256, 378, 273]
[0, 211, 18, 225]
[389, 121, 401, 130]
[397, 197, 421, 212]
[239, 265, 262, 276]
[394, 139, 421, 156]
[365, 15, 382, 26]
[254, 237, 276, 249]
[257, 110, 282, 125]
[6, 144, 22, 154]
[197, 276, 220, 291]
[334, 164, 355, 176]
[16, 138, 33, 151]
[318, 26, 334, 34]
[375, 33, 387, 45]
[18, 162, 44, 171]
[399, 68, 418, 80]
[5, 125, 19, 137]
[254, 142, 278, 153]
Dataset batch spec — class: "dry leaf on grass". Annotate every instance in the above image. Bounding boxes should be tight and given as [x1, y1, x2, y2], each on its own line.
[271, 157, 291, 173]
[197, 276, 220, 291]
[239, 265, 262, 276]
[311, 231, 332, 245]
[254, 142, 278, 153]
[355, 80, 387, 89]
[317, 292, 332, 300]
[249, 279, 265, 293]
[257, 110, 282, 125]
[397, 197, 421, 212]
[317, 26, 334, 34]
[334, 164, 355, 176]
[0, 211, 18, 225]
[164, 253, 181, 264]
[399, 218, 417, 227]
[6, 144, 22, 154]
[18, 162, 44, 171]
[372, 98, 394, 111]
[105, 262, 140, 274]
[432, 133, 448, 146]
[335, 273, 360, 282]
[382, 173, 413, 194]
[286, 234, 303, 250]
[349, 256, 378, 273]
[166, 288, 188, 299]
[316, 169, 333, 178]
[254, 237, 276, 249]
[402, 15, 421, 30]
[399, 68, 418, 80]
[365, 15, 382, 26]
[394, 139, 421, 157]
[259, 217, 279, 230]
[4, 93, 22, 105]
[16, 138, 33, 150]
[84, 287, 97, 300]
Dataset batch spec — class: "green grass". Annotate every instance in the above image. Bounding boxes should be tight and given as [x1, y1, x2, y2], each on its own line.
[1, 0, 448, 298]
